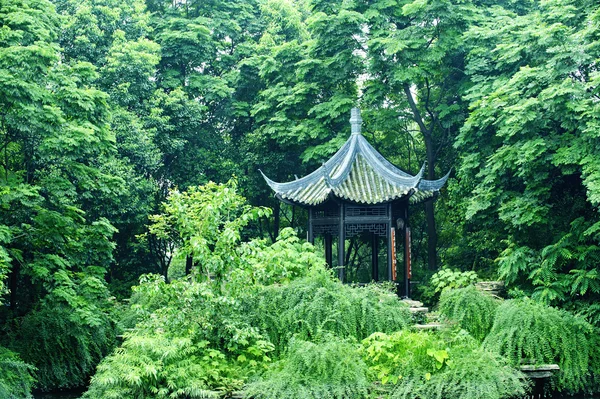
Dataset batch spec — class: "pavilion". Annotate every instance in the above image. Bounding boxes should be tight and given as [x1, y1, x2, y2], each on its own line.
[261, 108, 449, 297]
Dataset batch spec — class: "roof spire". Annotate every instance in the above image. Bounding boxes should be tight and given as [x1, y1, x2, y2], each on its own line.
[350, 108, 362, 135]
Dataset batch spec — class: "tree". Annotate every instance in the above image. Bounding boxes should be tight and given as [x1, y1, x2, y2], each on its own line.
[0, 0, 121, 390]
[355, 0, 473, 270]
[451, 0, 600, 318]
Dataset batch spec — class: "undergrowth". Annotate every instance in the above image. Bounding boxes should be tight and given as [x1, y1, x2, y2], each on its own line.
[245, 335, 370, 399]
[244, 267, 413, 353]
[484, 299, 597, 393]
[360, 329, 528, 399]
[0, 346, 35, 399]
[391, 344, 528, 399]
[439, 285, 499, 341]
[14, 304, 115, 391]
[85, 276, 274, 398]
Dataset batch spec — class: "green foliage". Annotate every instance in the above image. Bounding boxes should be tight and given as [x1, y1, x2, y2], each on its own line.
[15, 303, 115, 391]
[439, 285, 499, 341]
[421, 268, 479, 305]
[360, 330, 448, 385]
[0, 346, 35, 399]
[230, 227, 324, 294]
[245, 268, 413, 353]
[484, 299, 596, 393]
[86, 275, 274, 398]
[391, 343, 528, 399]
[450, 0, 600, 319]
[148, 180, 270, 283]
[361, 330, 527, 399]
[245, 336, 369, 399]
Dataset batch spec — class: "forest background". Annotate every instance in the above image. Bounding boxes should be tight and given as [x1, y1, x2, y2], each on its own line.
[1, 0, 600, 396]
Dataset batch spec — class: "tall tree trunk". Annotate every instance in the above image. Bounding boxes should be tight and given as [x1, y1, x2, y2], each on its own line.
[271, 201, 280, 243]
[185, 255, 193, 276]
[404, 83, 438, 271]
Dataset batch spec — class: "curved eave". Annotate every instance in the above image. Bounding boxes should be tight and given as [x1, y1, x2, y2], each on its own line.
[409, 169, 452, 204]
[260, 136, 451, 207]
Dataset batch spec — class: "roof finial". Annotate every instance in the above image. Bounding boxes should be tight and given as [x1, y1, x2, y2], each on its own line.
[350, 108, 362, 135]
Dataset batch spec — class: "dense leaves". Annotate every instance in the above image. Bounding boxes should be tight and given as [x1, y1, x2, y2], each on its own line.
[0, 347, 35, 399]
[245, 270, 413, 353]
[2, 0, 600, 397]
[484, 299, 598, 393]
[439, 285, 498, 341]
[361, 330, 528, 399]
[245, 336, 370, 399]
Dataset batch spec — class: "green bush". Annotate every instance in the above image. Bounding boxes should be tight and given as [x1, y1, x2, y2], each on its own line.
[421, 269, 479, 305]
[245, 267, 413, 353]
[226, 227, 324, 296]
[85, 276, 274, 398]
[484, 299, 596, 393]
[14, 304, 115, 391]
[391, 344, 528, 399]
[360, 330, 527, 399]
[0, 346, 35, 399]
[245, 336, 370, 399]
[360, 330, 448, 385]
[439, 285, 499, 341]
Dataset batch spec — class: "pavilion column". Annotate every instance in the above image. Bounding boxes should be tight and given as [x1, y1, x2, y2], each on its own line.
[404, 205, 411, 298]
[338, 203, 345, 282]
[325, 234, 333, 267]
[387, 203, 393, 282]
[308, 208, 314, 244]
[371, 234, 378, 282]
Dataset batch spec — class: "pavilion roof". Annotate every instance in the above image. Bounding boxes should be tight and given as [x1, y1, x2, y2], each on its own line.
[261, 109, 450, 206]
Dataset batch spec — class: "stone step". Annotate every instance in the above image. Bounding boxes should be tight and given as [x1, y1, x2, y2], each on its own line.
[409, 307, 429, 313]
[413, 323, 442, 330]
[519, 364, 560, 379]
[401, 299, 424, 308]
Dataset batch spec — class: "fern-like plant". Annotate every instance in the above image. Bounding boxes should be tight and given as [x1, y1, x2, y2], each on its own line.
[244, 335, 370, 399]
[244, 267, 412, 353]
[391, 345, 528, 399]
[439, 285, 499, 341]
[484, 299, 595, 393]
[0, 346, 35, 399]
[85, 276, 274, 398]
[15, 304, 115, 391]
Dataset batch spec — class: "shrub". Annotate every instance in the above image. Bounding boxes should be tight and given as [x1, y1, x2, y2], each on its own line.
[15, 303, 115, 391]
[0, 346, 35, 399]
[391, 345, 528, 399]
[245, 336, 370, 399]
[85, 276, 274, 398]
[439, 285, 499, 341]
[244, 267, 413, 352]
[360, 330, 448, 385]
[228, 227, 324, 295]
[361, 329, 528, 399]
[484, 299, 595, 393]
[421, 268, 479, 305]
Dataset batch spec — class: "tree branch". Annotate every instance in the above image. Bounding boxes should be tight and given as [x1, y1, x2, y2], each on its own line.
[402, 83, 430, 137]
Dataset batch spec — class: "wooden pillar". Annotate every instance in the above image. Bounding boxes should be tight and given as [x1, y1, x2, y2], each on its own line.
[338, 203, 345, 282]
[404, 204, 411, 298]
[387, 203, 393, 281]
[308, 208, 314, 244]
[371, 233, 378, 282]
[325, 234, 333, 267]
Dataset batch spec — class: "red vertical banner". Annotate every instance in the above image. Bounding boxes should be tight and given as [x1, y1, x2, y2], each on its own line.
[391, 227, 397, 281]
[405, 227, 412, 279]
